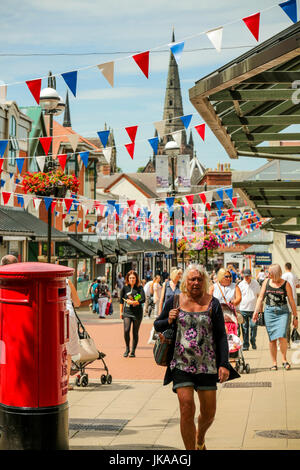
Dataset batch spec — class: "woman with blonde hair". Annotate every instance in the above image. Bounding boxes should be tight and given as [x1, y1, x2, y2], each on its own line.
[152, 274, 163, 318]
[252, 264, 298, 370]
[209, 268, 241, 309]
[158, 267, 183, 316]
[154, 264, 238, 450]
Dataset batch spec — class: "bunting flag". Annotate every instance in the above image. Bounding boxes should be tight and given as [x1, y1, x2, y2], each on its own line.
[172, 130, 182, 147]
[242, 12, 260, 41]
[199, 192, 206, 204]
[97, 130, 110, 148]
[0, 140, 8, 158]
[0, 159, 3, 174]
[33, 198, 42, 212]
[125, 125, 138, 143]
[206, 26, 223, 52]
[132, 51, 150, 78]
[216, 189, 224, 201]
[61, 71, 78, 97]
[169, 41, 185, 63]
[68, 134, 79, 152]
[279, 0, 297, 23]
[44, 197, 53, 211]
[225, 188, 233, 201]
[97, 61, 114, 87]
[39, 137, 52, 156]
[215, 200, 224, 211]
[16, 157, 25, 174]
[79, 151, 89, 168]
[26, 79, 42, 104]
[148, 137, 159, 155]
[17, 194, 24, 207]
[64, 198, 73, 213]
[36, 156, 46, 172]
[185, 195, 194, 205]
[180, 114, 193, 129]
[2, 192, 11, 205]
[232, 197, 238, 208]
[195, 124, 206, 141]
[102, 147, 112, 163]
[153, 121, 165, 138]
[125, 142, 135, 159]
[57, 154, 67, 171]
[165, 197, 175, 216]
[127, 200, 136, 214]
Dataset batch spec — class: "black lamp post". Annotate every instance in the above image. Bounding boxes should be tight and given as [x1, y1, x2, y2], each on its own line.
[39, 72, 65, 263]
[164, 140, 180, 268]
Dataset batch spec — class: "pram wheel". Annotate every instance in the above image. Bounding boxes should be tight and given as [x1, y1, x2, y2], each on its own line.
[245, 364, 250, 374]
[75, 376, 81, 387]
[80, 374, 89, 387]
[101, 374, 107, 385]
[107, 374, 112, 385]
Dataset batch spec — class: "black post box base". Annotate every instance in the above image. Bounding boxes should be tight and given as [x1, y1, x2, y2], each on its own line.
[0, 402, 69, 450]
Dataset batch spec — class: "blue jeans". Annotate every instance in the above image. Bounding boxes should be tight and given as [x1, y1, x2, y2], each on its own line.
[92, 297, 99, 314]
[241, 311, 257, 348]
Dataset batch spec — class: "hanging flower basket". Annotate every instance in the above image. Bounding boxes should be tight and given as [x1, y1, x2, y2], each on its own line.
[22, 170, 79, 197]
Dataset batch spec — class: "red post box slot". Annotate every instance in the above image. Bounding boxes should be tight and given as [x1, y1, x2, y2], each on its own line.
[60, 311, 69, 345]
[0, 287, 30, 304]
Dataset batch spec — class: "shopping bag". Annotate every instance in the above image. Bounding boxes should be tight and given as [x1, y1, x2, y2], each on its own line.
[105, 301, 112, 316]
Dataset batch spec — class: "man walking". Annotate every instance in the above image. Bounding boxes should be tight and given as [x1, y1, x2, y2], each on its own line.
[1, 254, 18, 265]
[116, 272, 125, 300]
[282, 262, 299, 345]
[239, 269, 261, 350]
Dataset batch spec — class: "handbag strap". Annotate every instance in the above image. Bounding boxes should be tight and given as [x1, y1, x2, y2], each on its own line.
[173, 293, 180, 309]
[217, 282, 228, 305]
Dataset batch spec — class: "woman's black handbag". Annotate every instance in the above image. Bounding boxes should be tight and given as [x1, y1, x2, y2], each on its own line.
[291, 328, 300, 342]
[153, 294, 179, 367]
[257, 312, 265, 327]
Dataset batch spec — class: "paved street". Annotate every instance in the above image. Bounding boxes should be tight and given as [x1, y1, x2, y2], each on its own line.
[68, 304, 300, 450]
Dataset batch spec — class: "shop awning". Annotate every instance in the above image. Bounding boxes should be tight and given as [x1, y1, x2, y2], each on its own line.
[189, 22, 300, 162]
[67, 236, 98, 258]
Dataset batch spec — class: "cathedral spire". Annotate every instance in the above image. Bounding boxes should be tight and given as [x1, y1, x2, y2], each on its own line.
[63, 91, 71, 127]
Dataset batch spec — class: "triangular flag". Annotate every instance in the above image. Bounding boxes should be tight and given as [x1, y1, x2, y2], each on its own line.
[215, 200, 224, 211]
[102, 147, 112, 163]
[180, 114, 193, 129]
[64, 198, 73, 213]
[172, 130, 182, 147]
[0, 140, 8, 158]
[199, 193, 206, 204]
[165, 197, 175, 216]
[279, 0, 297, 23]
[195, 124, 205, 141]
[68, 134, 79, 152]
[39, 137, 52, 156]
[33, 198, 42, 212]
[23, 194, 32, 210]
[185, 195, 194, 205]
[61, 71, 78, 97]
[125, 142, 135, 159]
[97, 61, 114, 87]
[97, 130, 110, 148]
[132, 51, 149, 78]
[225, 188, 233, 200]
[16, 157, 25, 174]
[17, 194, 24, 207]
[242, 12, 260, 42]
[169, 41, 185, 63]
[79, 151, 89, 168]
[44, 197, 53, 211]
[26, 79, 42, 104]
[206, 27, 223, 52]
[216, 189, 224, 201]
[36, 156, 46, 172]
[153, 121, 165, 138]
[57, 154, 67, 171]
[232, 197, 238, 208]
[127, 200, 136, 214]
[2, 192, 11, 205]
[148, 137, 159, 155]
[125, 126, 138, 143]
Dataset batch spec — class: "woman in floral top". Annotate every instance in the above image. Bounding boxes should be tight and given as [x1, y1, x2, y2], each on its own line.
[154, 264, 238, 451]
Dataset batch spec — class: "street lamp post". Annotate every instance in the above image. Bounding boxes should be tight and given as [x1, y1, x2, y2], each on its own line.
[39, 72, 65, 263]
[164, 140, 180, 268]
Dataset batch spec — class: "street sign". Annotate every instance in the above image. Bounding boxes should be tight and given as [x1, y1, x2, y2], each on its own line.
[255, 253, 272, 265]
[286, 235, 300, 248]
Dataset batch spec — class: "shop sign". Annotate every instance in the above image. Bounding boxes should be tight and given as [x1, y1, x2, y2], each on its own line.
[286, 235, 300, 248]
[118, 255, 128, 263]
[255, 253, 272, 265]
[96, 257, 106, 264]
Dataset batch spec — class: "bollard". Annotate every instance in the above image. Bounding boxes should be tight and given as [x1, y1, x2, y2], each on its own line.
[0, 262, 74, 450]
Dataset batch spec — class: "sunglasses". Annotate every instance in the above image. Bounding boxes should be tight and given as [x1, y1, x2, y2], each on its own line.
[224, 275, 232, 279]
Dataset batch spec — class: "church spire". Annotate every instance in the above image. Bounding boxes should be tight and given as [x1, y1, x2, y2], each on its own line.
[63, 91, 71, 127]
[162, 29, 184, 143]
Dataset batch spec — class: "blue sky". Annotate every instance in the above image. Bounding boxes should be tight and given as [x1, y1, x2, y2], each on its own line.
[1, 0, 296, 173]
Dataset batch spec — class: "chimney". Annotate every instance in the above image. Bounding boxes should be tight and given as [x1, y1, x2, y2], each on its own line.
[101, 164, 111, 176]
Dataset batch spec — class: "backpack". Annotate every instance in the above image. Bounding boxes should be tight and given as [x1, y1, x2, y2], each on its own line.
[91, 283, 99, 298]
[98, 282, 108, 297]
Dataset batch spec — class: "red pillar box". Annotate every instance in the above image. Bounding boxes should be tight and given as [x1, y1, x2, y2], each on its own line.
[0, 262, 74, 450]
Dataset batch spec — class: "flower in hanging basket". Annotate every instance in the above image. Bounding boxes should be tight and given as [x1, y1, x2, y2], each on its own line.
[22, 170, 80, 196]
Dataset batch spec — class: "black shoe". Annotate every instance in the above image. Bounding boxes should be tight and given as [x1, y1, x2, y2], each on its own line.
[242, 347, 249, 351]
[123, 350, 129, 357]
[129, 351, 135, 358]
[251, 344, 257, 350]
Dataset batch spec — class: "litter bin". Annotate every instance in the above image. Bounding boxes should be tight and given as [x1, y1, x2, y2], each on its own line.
[0, 262, 74, 450]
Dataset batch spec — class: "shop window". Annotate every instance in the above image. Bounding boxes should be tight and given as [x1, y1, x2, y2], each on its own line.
[9, 116, 19, 165]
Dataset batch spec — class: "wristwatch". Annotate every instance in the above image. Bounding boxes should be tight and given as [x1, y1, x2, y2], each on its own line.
[294, 316, 298, 320]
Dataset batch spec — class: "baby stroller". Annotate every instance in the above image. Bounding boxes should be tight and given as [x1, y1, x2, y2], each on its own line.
[223, 309, 250, 375]
[70, 309, 112, 387]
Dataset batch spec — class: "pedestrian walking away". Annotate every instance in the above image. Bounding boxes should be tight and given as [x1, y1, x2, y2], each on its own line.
[97, 277, 111, 319]
[120, 270, 145, 358]
[87, 278, 97, 313]
[116, 272, 125, 300]
[154, 264, 239, 451]
[282, 262, 300, 346]
[238, 269, 260, 350]
[253, 264, 298, 371]
[143, 278, 154, 317]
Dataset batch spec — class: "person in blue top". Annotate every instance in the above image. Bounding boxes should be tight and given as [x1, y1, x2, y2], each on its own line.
[158, 267, 183, 316]
[228, 264, 237, 283]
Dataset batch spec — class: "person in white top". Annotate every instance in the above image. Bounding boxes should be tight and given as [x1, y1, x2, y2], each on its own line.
[66, 278, 81, 390]
[282, 262, 299, 345]
[209, 268, 241, 308]
[143, 279, 154, 317]
[239, 269, 261, 350]
[152, 274, 163, 318]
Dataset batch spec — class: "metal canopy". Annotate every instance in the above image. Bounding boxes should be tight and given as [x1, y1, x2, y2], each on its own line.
[232, 180, 300, 232]
[189, 22, 300, 161]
